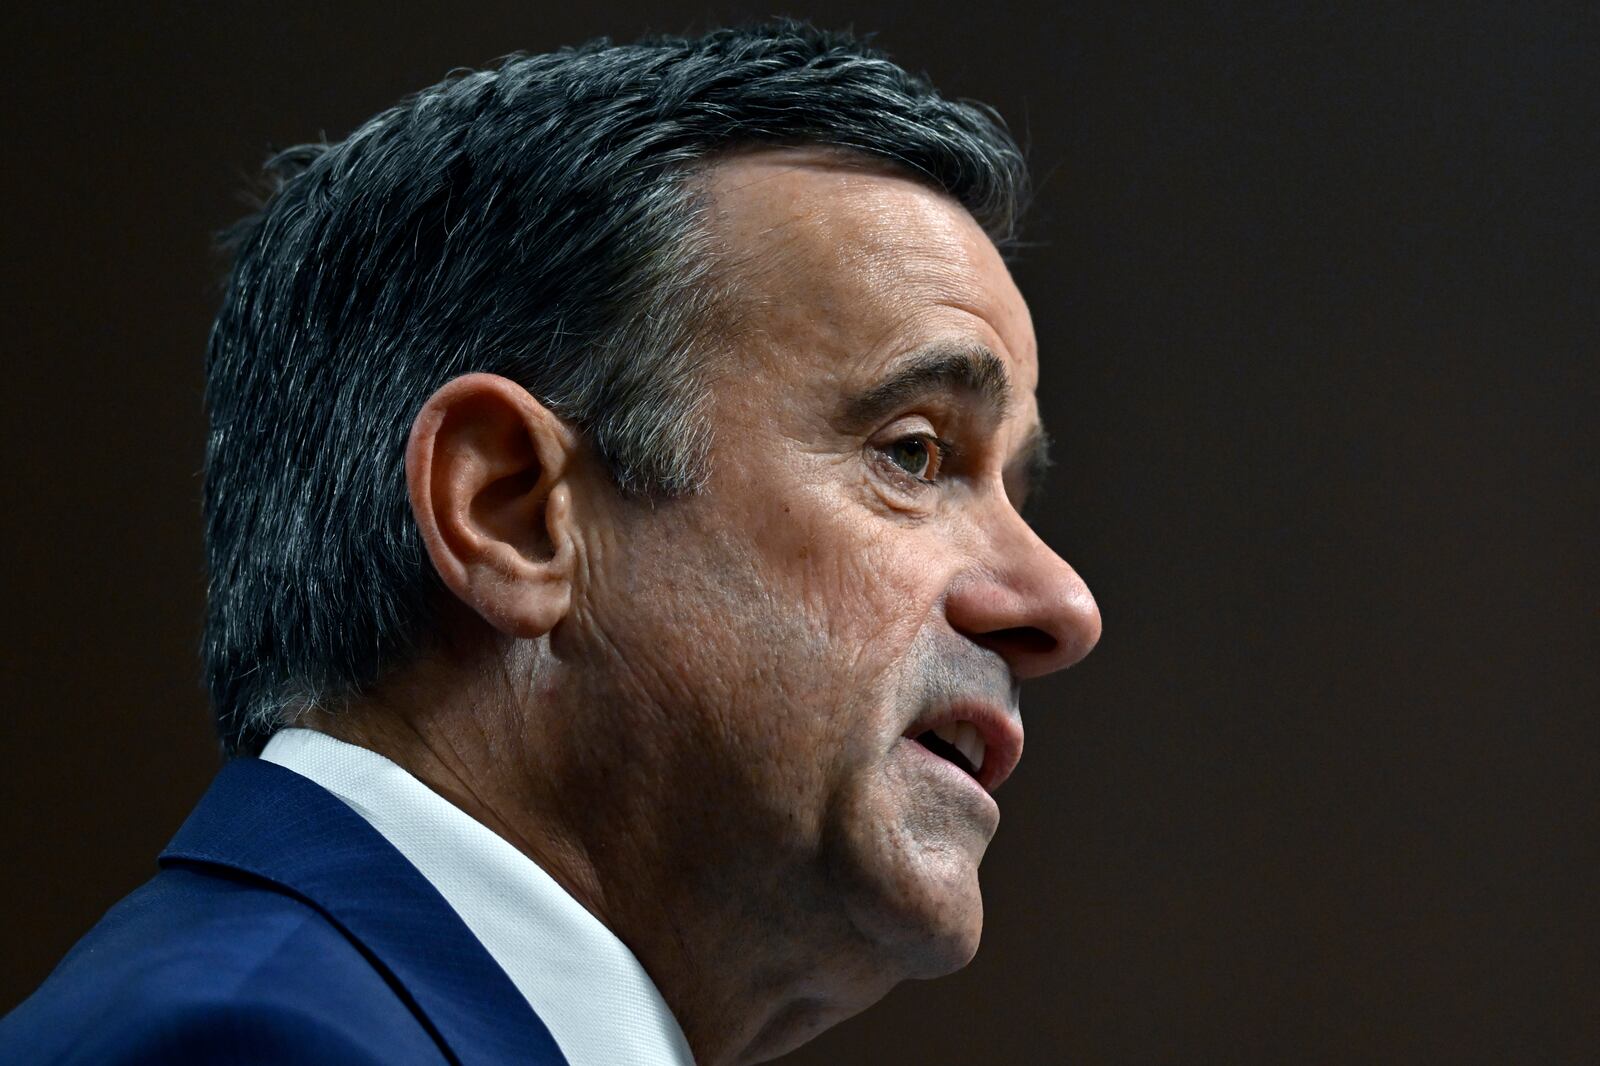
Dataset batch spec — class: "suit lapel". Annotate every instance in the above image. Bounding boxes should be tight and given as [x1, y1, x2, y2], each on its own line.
[161, 757, 568, 1066]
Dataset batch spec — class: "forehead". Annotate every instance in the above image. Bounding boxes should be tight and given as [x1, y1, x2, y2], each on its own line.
[700, 149, 1039, 402]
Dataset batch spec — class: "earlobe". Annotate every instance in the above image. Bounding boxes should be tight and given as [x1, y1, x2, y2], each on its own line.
[405, 373, 580, 640]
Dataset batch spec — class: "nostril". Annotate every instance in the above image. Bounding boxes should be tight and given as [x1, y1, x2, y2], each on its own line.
[974, 626, 1057, 658]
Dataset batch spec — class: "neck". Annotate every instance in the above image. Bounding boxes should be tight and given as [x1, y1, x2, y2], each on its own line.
[304, 666, 893, 1065]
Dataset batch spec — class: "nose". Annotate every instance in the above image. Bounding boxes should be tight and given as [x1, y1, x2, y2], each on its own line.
[944, 510, 1101, 682]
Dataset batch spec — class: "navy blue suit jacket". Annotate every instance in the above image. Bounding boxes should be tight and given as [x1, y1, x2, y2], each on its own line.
[0, 758, 570, 1064]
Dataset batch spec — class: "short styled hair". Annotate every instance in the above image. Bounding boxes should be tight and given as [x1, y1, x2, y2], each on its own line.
[202, 20, 1029, 755]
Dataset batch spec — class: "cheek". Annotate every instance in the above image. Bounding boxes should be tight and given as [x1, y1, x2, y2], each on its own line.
[700, 498, 950, 762]
[788, 510, 947, 661]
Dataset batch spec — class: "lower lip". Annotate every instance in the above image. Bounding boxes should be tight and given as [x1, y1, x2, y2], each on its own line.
[896, 736, 997, 810]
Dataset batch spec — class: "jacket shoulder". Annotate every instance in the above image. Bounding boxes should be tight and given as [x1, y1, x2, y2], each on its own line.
[1, 865, 446, 1064]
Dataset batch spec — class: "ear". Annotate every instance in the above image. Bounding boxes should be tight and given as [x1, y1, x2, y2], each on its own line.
[405, 373, 580, 639]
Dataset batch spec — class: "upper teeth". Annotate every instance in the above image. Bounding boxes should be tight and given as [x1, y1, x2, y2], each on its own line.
[932, 721, 985, 776]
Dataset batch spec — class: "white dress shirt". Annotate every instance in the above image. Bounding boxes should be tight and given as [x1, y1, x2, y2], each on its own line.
[260, 727, 696, 1066]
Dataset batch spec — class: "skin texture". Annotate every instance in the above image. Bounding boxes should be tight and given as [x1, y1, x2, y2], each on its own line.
[312, 149, 1101, 1065]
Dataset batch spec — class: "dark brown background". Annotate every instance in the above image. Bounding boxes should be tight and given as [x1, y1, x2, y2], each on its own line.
[4, 2, 1596, 1062]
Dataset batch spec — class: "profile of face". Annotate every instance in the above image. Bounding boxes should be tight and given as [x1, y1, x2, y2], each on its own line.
[547, 150, 1102, 1018]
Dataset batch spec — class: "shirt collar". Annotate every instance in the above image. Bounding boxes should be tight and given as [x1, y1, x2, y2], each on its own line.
[261, 727, 696, 1066]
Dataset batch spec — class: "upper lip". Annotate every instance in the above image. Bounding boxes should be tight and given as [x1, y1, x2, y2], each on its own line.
[902, 701, 1024, 794]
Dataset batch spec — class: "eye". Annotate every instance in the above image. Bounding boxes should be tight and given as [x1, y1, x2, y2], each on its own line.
[883, 433, 948, 482]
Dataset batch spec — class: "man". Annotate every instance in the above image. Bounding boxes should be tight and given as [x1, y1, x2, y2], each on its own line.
[2, 21, 1099, 1065]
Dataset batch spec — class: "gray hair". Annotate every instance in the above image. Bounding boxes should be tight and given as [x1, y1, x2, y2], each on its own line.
[203, 20, 1030, 755]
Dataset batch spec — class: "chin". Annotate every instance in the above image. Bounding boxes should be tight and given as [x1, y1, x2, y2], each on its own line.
[748, 878, 982, 1062]
[822, 767, 996, 979]
[902, 881, 985, 979]
[834, 841, 988, 981]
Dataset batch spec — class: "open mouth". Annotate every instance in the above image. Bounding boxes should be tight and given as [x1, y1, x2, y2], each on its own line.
[911, 723, 985, 780]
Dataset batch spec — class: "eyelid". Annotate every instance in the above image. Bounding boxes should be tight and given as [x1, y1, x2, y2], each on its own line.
[879, 411, 938, 433]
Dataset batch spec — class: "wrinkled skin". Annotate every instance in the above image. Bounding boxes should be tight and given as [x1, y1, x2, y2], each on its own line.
[328, 148, 1101, 1064]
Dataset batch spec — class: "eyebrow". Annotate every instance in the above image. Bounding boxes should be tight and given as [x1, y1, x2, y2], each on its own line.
[837, 343, 1012, 429]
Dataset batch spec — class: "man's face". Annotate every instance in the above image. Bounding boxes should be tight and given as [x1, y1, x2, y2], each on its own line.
[560, 150, 1100, 996]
